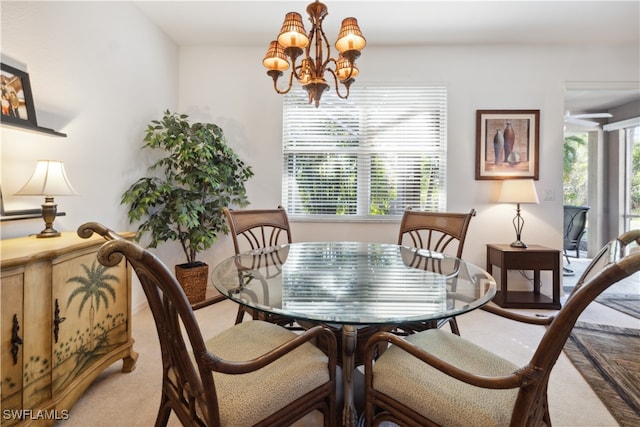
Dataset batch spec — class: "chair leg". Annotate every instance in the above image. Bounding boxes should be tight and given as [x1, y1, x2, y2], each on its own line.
[449, 317, 460, 335]
[563, 251, 575, 276]
[154, 395, 172, 427]
[235, 306, 246, 324]
[563, 250, 572, 265]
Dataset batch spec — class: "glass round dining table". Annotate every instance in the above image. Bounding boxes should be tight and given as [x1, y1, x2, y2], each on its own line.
[211, 241, 496, 427]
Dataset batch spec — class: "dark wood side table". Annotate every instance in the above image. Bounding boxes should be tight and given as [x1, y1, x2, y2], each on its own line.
[486, 244, 561, 309]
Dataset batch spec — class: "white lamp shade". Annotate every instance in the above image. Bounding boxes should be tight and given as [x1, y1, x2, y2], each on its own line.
[15, 160, 78, 196]
[497, 179, 539, 204]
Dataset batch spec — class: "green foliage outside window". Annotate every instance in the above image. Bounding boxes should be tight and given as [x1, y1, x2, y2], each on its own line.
[291, 153, 438, 216]
[369, 155, 395, 215]
[294, 153, 357, 215]
[563, 134, 588, 206]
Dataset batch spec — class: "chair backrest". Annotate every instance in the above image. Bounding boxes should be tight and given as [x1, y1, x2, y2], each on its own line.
[77, 222, 217, 425]
[521, 230, 640, 421]
[397, 208, 476, 258]
[563, 205, 590, 250]
[223, 206, 292, 255]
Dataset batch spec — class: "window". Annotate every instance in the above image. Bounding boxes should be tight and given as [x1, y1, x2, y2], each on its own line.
[624, 124, 640, 231]
[563, 132, 589, 206]
[282, 85, 447, 220]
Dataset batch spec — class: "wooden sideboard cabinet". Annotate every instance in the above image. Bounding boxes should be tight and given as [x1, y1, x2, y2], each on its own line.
[1, 232, 137, 426]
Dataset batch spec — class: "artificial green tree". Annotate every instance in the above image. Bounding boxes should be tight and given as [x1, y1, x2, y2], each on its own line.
[121, 110, 253, 266]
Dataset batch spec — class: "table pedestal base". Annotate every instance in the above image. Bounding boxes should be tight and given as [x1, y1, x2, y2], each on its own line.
[342, 325, 358, 427]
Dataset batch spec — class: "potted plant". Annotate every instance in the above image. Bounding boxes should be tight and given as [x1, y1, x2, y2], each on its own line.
[121, 110, 253, 303]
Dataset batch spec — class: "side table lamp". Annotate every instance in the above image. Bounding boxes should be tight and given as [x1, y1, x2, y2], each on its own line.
[497, 179, 539, 248]
[14, 160, 78, 238]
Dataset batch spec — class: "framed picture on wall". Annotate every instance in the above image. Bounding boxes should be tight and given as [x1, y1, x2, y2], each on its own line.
[1, 63, 38, 128]
[475, 109, 540, 180]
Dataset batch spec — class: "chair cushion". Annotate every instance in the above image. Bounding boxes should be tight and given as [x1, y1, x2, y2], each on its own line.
[373, 329, 519, 427]
[203, 320, 330, 426]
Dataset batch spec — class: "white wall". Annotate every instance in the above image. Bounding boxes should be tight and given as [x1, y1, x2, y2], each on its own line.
[1, 1, 179, 310]
[178, 43, 640, 270]
[1, 2, 638, 308]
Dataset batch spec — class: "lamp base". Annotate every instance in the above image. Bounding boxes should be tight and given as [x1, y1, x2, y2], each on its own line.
[510, 240, 528, 248]
[37, 228, 61, 238]
[37, 196, 61, 238]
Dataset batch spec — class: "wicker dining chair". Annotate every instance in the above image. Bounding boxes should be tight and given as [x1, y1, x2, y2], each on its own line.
[395, 208, 476, 335]
[78, 222, 337, 427]
[223, 206, 297, 327]
[363, 229, 640, 427]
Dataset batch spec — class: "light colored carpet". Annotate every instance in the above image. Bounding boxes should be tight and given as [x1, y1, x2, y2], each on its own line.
[58, 296, 638, 426]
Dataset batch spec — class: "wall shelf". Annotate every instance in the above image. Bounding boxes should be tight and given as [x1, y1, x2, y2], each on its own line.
[0, 188, 66, 221]
[1, 119, 67, 137]
[1, 210, 65, 222]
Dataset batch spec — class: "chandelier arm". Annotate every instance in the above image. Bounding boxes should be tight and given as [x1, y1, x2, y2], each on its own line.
[327, 68, 351, 100]
[325, 57, 337, 69]
[269, 69, 296, 95]
[290, 56, 304, 81]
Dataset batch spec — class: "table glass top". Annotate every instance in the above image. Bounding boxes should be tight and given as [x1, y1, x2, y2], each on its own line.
[211, 242, 496, 325]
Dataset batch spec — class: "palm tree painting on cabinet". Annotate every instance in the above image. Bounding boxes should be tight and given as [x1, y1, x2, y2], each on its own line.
[51, 254, 129, 394]
[66, 261, 118, 351]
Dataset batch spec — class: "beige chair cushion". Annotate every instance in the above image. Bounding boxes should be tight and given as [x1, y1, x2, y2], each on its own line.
[203, 320, 330, 426]
[373, 329, 519, 427]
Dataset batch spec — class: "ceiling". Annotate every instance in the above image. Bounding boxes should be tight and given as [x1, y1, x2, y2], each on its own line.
[134, 1, 639, 47]
[564, 86, 640, 115]
[134, 0, 640, 115]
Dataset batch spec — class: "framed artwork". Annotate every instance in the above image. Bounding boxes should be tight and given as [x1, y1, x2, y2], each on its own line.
[475, 109, 539, 180]
[1, 63, 38, 128]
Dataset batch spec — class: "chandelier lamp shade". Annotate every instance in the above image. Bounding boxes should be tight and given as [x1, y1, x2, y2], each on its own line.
[262, 0, 366, 107]
[497, 179, 540, 248]
[14, 160, 78, 238]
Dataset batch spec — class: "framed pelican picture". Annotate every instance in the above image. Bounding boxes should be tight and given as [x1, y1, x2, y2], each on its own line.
[475, 109, 540, 180]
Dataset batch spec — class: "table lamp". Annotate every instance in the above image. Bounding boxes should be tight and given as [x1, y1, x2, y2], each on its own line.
[15, 160, 78, 238]
[497, 179, 539, 248]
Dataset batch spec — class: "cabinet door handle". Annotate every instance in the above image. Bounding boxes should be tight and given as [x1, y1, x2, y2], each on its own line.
[54, 299, 66, 343]
[11, 314, 23, 365]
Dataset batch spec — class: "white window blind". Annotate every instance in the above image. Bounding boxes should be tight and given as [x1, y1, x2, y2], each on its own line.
[282, 85, 447, 220]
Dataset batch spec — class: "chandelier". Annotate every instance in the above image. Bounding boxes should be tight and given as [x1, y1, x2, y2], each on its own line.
[262, 0, 366, 108]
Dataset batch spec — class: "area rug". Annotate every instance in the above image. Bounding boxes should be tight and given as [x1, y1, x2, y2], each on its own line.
[563, 322, 640, 427]
[595, 294, 640, 319]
